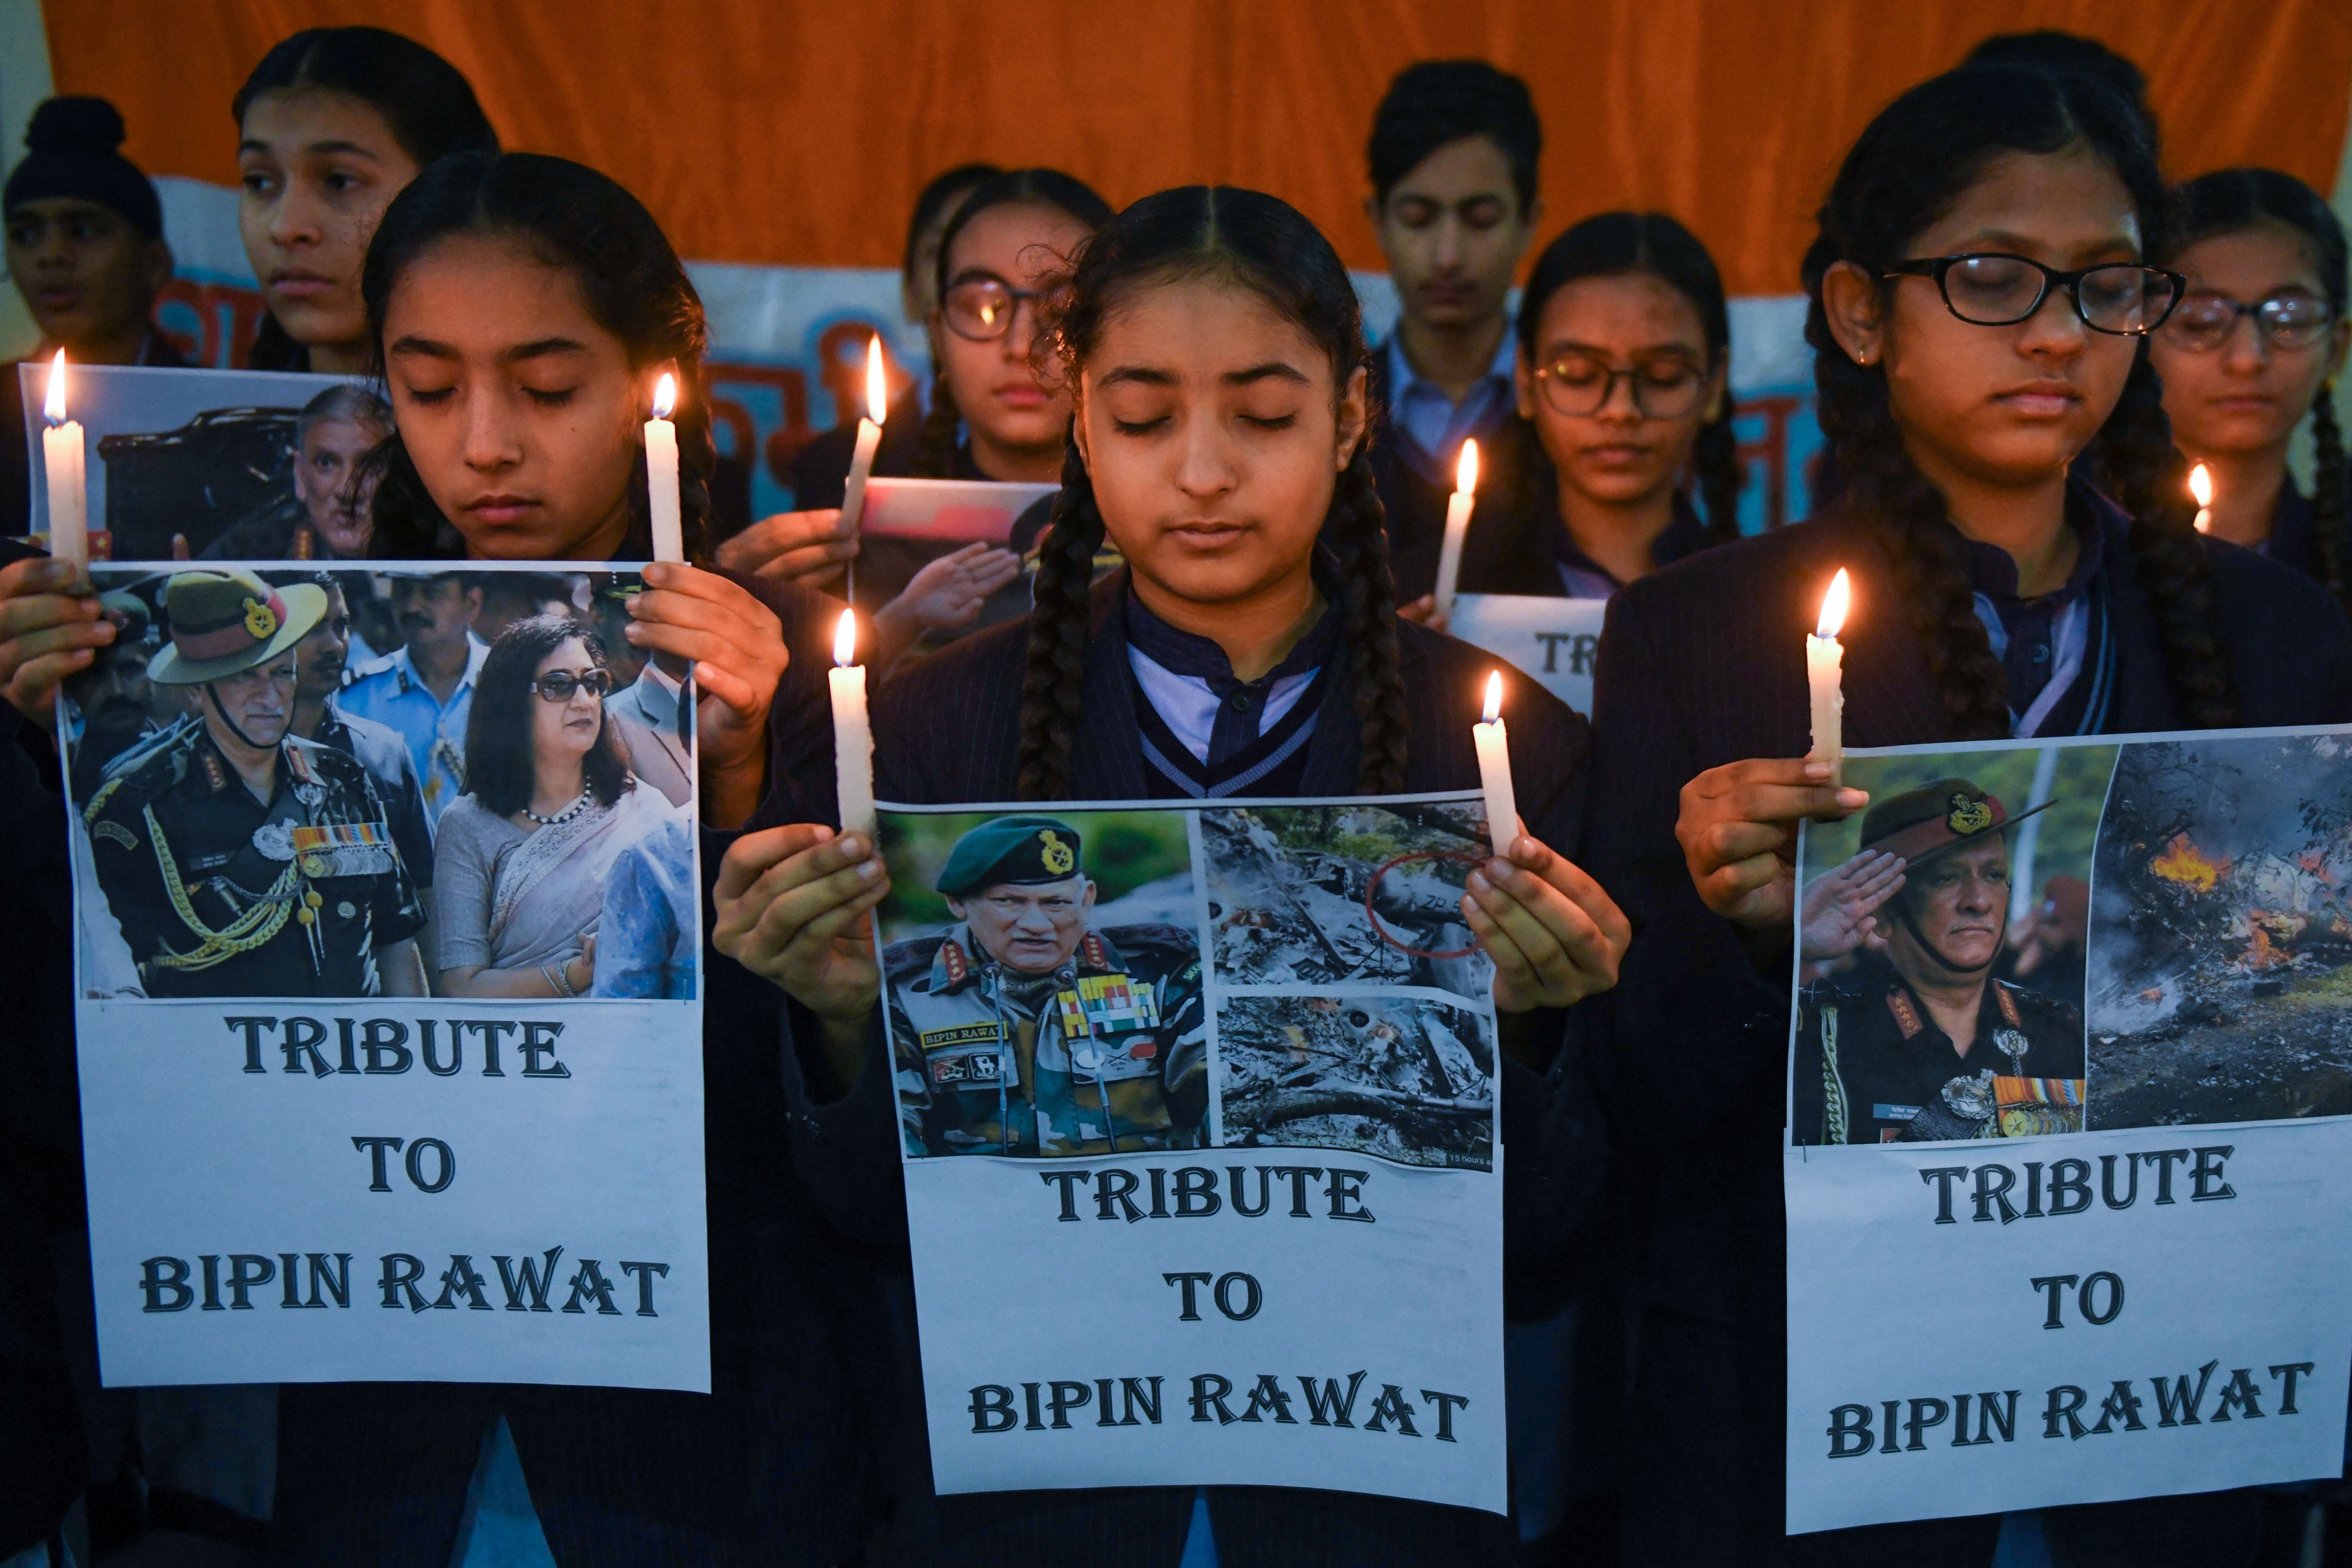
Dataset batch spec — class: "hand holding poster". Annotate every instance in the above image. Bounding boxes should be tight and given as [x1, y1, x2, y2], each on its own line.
[62, 562, 709, 1391]
[877, 793, 1507, 1513]
[1784, 729, 2352, 1533]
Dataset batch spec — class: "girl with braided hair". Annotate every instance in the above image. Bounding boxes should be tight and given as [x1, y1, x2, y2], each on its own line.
[1413, 210, 1745, 620]
[713, 185, 1625, 1567]
[2152, 168, 2352, 607]
[1580, 64, 2352, 1567]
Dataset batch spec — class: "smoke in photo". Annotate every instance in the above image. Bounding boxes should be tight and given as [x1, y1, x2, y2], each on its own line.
[1215, 993, 1496, 1170]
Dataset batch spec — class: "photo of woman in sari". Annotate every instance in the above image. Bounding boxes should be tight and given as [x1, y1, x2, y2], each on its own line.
[432, 614, 685, 998]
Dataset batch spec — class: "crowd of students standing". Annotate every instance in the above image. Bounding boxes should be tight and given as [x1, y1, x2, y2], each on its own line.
[0, 18, 2349, 1568]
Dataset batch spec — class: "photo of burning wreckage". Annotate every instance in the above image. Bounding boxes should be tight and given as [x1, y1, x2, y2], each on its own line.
[2089, 733, 2352, 1130]
[1214, 993, 1497, 1170]
[1201, 802, 1493, 999]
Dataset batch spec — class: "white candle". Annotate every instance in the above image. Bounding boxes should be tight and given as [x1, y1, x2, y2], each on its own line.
[829, 609, 876, 841]
[2188, 462, 2213, 534]
[837, 335, 888, 539]
[1431, 438, 1479, 615]
[41, 351, 87, 570]
[1808, 568, 1850, 786]
[1473, 670, 1517, 858]
[645, 372, 683, 563]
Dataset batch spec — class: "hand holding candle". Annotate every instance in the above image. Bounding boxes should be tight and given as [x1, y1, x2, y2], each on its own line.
[645, 372, 683, 562]
[2189, 462, 2213, 534]
[1807, 569, 1850, 786]
[828, 610, 876, 842]
[1473, 670, 1518, 858]
[1432, 438, 1480, 617]
[41, 351, 87, 572]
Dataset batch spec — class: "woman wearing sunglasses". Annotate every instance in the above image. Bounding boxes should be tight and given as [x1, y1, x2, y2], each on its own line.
[1422, 211, 1744, 617]
[1579, 65, 2352, 1565]
[430, 613, 673, 998]
[2153, 168, 2351, 600]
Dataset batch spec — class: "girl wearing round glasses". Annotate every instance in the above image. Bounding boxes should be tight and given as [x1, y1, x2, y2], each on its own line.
[2152, 168, 2350, 595]
[1430, 211, 1744, 610]
[431, 614, 672, 999]
[1580, 64, 2352, 1565]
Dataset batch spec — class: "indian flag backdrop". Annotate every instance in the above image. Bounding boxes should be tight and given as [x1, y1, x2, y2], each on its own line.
[44, 0, 2352, 524]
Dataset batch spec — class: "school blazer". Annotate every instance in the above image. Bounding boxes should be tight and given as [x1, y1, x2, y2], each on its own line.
[774, 568, 1608, 1568]
[1581, 499, 2352, 1326]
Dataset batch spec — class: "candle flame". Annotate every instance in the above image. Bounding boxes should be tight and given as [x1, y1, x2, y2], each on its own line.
[833, 609, 858, 668]
[1454, 437, 1480, 496]
[650, 372, 676, 420]
[43, 349, 66, 425]
[1481, 670, 1503, 724]
[1816, 568, 1851, 639]
[865, 336, 888, 425]
[2188, 462, 2212, 509]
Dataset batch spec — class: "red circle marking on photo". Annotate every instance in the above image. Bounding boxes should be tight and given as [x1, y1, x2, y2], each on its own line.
[1364, 850, 1483, 960]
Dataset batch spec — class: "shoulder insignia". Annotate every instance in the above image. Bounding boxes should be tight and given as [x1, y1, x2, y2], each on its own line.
[285, 743, 319, 785]
[89, 818, 138, 850]
[940, 936, 969, 986]
[197, 746, 229, 796]
[1079, 932, 1112, 971]
[1993, 982, 2023, 1028]
[1885, 987, 1925, 1039]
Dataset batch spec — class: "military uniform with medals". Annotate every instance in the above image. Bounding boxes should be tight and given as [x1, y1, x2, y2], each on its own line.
[883, 815, 1206, 1158]
[80, 571, 425, 999]
[1792, 778, 2086, 1145]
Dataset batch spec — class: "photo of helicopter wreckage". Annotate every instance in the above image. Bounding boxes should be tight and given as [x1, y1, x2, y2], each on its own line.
[2089, 734, 2352, 1130]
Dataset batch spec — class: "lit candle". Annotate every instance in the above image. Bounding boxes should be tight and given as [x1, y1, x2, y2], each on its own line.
[41, 351, 87, 570]
[2188, 462, 2213, 534]
[1431, 438, 1479, 616]
[1473, 671, 1518, 859]
[838, 336, 887, 541]
[829, 609, 876, 842]
[1808, 569, 1850, 786]
[644, 373, 683, 563]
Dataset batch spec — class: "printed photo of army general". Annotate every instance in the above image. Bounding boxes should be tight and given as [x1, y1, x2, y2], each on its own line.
[60, 565, 697, 1001]
[1791, 744, 2116, 1146]
[875, 809, 1205, 1159]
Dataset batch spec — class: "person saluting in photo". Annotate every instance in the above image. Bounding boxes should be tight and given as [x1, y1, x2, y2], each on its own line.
[1583, 63, 2352, 1565]
[888, 814, 1206, 1158]
[81, 569, 426, 998]
[714, 185, 1625, 1565]
[1793, 778, 2080, 1145]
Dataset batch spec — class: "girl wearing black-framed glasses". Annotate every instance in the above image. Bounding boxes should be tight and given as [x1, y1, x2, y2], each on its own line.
[2153, 167, 2352, 604]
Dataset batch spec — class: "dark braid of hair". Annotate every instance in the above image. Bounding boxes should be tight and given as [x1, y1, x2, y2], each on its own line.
[1810, 345, 2009, 738]
[1329, 448, 1412, 792]
[2098, 353, 2240, 728]
[910, 368, 963, 478]
[2312, 387, 2350, 606]
[1691, 402, 1746, 545]
[1014, 440, 1105, 800]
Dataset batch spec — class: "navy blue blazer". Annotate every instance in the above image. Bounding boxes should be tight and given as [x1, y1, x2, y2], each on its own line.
[1578, 500, 2352, 1565]
[777, 569, 1608, 1567]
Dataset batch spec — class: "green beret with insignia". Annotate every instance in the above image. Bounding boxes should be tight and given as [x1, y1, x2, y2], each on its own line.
[938, 814, 1085, 896]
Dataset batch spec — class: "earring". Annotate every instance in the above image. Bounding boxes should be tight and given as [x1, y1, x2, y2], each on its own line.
[1855, 346, 1875, 366]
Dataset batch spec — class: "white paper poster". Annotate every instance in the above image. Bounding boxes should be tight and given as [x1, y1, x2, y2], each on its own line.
[1445, 594, 1607, 718]
[1785, 729, 2352, 1532]
[63, 561, 709, 1391]
[877, 795, 1507, 1513]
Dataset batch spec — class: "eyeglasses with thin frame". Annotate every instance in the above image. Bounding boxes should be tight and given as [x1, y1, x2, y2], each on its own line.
[940, 277, 1045, 342]
[2160, 290, 2336, 354]
[1531, 351, 1710, 419]
[531, 667, 611, 703]
[1882, 253, 2185, 336]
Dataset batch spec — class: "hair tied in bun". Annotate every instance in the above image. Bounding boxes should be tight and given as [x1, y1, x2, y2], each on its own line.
[26, 96, 128, 156]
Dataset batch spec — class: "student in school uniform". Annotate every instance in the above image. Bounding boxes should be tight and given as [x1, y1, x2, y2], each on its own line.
[1580, 64, 2352, 1568]
[779, 161, 1003, 518]
[710, 185, 1624, 1568]
[232, 26, 498, 374]
[1438, 211, 1745, 608]
[1358, 60, 1545, 607]
[62, 147, 850, 1565]
[723, 169, 1115, 658]
[2151, 169, 2350, 603]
